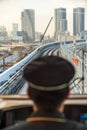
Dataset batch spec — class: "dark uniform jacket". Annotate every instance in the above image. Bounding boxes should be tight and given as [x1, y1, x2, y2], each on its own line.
[2, 111, 87, 130]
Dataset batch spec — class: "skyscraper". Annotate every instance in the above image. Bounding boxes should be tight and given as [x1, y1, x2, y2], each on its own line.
[12, 23, 18, 37]
[73, 7, 85, 36]
[21, 9, 35, 42]
[55, 8, 67, 40]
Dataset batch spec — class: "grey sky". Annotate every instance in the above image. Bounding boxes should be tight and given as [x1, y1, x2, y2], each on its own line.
[0, 0, 86, 36]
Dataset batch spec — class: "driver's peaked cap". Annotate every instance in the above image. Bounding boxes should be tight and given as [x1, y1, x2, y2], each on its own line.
[23, 55, 75, 91]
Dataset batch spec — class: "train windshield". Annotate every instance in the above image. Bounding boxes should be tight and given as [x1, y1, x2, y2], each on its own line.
[0, 0, 87, 96]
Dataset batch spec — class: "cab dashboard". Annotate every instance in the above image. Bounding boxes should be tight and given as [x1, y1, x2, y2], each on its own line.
[0, 94, 87, 128]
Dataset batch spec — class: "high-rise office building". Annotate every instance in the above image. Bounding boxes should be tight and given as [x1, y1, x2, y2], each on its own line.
[21, 9, 35, 42]
[12, 23, 18, 37]
[73, 7, 85, 36]
[55, 8, 67, 40]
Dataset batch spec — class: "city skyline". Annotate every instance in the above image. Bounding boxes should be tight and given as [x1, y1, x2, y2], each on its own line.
[0, 0, 87, 36]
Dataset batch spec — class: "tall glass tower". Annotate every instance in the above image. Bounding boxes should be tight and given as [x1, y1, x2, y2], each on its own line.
[21, 9, 35, 42]
[73, 7, 85, 36]
[55, 8, 67, 40]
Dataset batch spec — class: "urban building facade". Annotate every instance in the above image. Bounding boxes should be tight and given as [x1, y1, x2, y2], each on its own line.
[21, 9, 35, 42]
[12, 23, 18, 37]
[55, 8, 67, 40]
[11, 23, 23, 42]
[0, 26, 8, 41]
[73, 7, 85, 36]
[80, 30, 87, 39]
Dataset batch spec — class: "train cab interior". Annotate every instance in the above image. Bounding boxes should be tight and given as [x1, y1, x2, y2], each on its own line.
[0, 94, 87, 128]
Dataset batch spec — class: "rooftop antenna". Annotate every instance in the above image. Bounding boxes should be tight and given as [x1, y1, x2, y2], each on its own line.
[40, 17, 53, 43]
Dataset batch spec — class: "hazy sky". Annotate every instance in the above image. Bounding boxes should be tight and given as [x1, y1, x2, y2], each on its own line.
[0, 0, 87, 36]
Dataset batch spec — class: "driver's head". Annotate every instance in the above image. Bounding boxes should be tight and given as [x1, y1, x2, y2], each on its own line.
[23, 56, 75, 111]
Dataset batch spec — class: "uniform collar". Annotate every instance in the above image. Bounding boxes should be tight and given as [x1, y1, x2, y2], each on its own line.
[30, 110, 65, 119]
